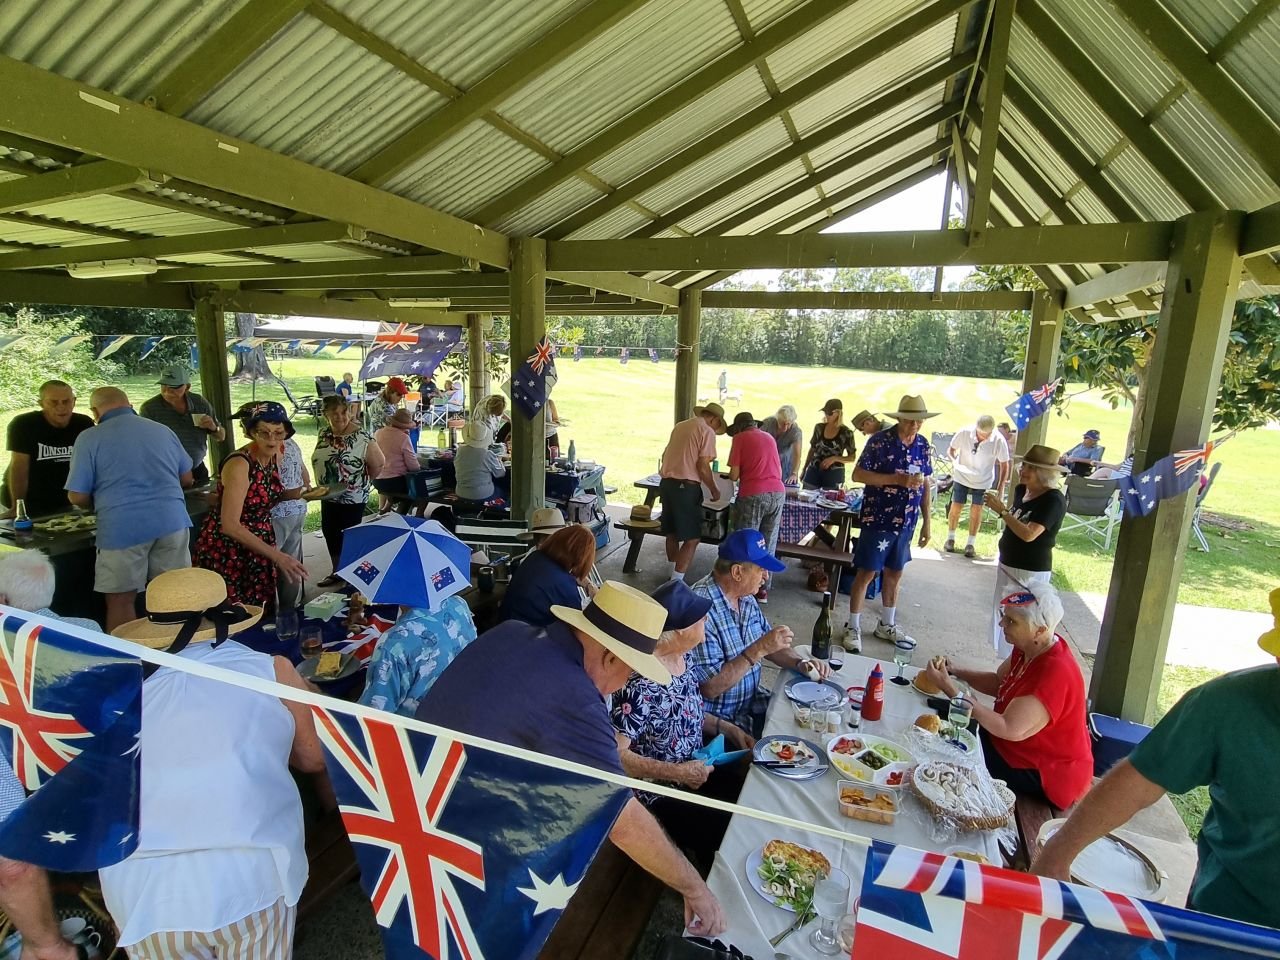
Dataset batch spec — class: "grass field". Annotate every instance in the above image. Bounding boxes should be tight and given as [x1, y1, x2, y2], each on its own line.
[3, 354, 1276, 613]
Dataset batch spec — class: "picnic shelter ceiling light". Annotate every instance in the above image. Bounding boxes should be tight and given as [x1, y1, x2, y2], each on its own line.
[388, 297, 451, 308]
[66, 258, 160, 278]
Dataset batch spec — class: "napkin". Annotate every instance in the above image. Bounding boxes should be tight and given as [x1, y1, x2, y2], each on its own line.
[693, 734, 750, 767]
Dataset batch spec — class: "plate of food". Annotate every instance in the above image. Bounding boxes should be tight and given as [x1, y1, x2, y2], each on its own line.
[783, 675, 846, 705]
[746, 840, 838, 914]
[752, 735, 828, 780]
[826, 733, 914, 789]
[912, 713, 979, 753]
[911, 667, 944, 697]
[815, 497, 850, 511]
[298, 651, 360, 683]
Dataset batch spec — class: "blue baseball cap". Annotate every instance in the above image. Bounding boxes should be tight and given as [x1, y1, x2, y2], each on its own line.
[1083, 429, 1101, 440]
[719, 528, 786, 573]
[651, 579, 712, 631]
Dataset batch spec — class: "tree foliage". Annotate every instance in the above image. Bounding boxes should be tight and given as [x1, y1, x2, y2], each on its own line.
[0, 307, 123, 411]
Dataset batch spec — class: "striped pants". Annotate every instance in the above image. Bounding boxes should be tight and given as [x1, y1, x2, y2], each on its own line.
[125, 899, 295, 960]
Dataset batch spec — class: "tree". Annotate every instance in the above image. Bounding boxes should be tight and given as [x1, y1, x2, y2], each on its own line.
[230, 312, 271, 381]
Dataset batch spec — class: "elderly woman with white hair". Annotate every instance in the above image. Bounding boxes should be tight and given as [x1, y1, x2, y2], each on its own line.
[760, 405, 803, 484]
[982, 444, 1068, 657]
[0, 550, 99, 630]
[923, 579, 1092, 810]
[454, 419, 507, 505]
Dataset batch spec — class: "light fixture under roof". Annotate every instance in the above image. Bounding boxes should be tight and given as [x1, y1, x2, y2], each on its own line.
[387, 297, 451, 309]
[66, 258, 160, 279]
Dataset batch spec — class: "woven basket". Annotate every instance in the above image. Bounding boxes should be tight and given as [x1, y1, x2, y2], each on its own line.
[908, 766, 1015, 832]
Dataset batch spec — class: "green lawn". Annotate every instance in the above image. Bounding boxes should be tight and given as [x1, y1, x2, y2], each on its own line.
[1155, 664, 1218, 838]
[3, 355, 1276, 611]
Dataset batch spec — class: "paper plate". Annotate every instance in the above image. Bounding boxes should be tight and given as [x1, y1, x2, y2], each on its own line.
[298, 652, 361, 683]
[1038, 821, 1167, 901]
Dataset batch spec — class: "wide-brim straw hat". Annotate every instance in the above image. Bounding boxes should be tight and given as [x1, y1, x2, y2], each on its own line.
[693, 402, 728, 434]
[552, 581, 671, 684]
[1258, 587, 1280, 657]
[111, 568, 263, 650]
[517, 506, 567, 541]
[628, 504, 662, 529]
[883, 394, 941, 420]
[1018, 444, 1070, 472]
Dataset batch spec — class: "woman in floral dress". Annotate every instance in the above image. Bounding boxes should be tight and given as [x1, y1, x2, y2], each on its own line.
[311, 395, 385, 588]
[193, 402, 307, 606]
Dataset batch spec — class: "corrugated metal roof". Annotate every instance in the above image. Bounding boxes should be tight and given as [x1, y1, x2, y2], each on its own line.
[562, 204, 654, 241]
[1002, 102, 1111, 224]
[1214, 5, 1280, 129]
[738, 0, 812, 32]
[492, 177, 603, 237]
[804, 88, 947, 167]
[682, 158, 813, 234]
[26, 195, 237, 238]
[765, 0, 936, 87]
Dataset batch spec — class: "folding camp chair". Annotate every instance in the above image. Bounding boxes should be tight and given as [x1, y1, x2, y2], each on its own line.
[1061, 475, 1122, 549]
[314, 375, 337, 397]
[454, 516, 531, 561]
[1189, 461, 1222, 552]
[424, 397, 449, 428]
[277, 377, 321, 420]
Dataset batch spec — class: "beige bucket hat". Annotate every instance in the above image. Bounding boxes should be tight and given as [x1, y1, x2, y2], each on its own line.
[883, 394, 941, 420]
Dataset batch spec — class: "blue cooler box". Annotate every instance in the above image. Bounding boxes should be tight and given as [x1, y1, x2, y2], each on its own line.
[1089, 713, 1151, 776]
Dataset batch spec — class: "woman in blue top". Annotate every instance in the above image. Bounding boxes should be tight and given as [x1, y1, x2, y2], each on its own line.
[500, 523, 596, 626]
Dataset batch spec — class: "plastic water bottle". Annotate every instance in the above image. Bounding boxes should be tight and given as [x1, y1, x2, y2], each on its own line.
[436, 428, 447, 450]
[567, 439, 577, 466]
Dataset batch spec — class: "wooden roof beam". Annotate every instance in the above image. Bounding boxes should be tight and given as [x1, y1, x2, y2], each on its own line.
[968, 0, 1014, 242]
[0, 161, 156, 214]
[152, 254, 478, 284]
[702, 289, 1033, 310]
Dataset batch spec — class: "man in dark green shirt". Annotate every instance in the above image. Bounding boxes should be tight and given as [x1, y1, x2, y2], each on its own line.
[1033, 589, 1280, 928]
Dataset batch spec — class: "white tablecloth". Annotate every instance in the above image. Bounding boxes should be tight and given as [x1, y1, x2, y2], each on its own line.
[704, 654, 1003, 959]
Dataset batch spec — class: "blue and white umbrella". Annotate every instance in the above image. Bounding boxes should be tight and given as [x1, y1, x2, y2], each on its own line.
[335, 514, 471, 609]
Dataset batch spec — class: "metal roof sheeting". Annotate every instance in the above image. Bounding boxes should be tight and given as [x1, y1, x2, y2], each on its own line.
[764, 0, 937, 87]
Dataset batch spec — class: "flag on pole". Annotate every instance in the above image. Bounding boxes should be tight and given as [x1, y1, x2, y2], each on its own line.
[573, 344, 583, 362]
[48, 335, 89, 356]
[511, 336, 558, 420]
[1005, 378, 1062, 430]
[96, 335, 135, 359]
[0, 611, 142, 871]
[360, 324, 462, 381]
[648, 348, 659, 363]
[620, 348, 629, 365]
[312, 707, 625, 960]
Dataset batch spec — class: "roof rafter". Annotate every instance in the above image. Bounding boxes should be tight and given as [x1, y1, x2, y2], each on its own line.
[1017, 0, 1221, 212]
[0, 161, 155, 214]
[1064, 262, 1167, 310]
[216, 289, 467, 325]
[0, 56, 510, 267]
[147, 0, 309, 115]
[350, 0, 650, 186]
[702, 289, 1033, 309]
[0, 270, 194, 310]
[470, 0, 855, 226]
[543, 270, 679, 307]
[628, 55, 972, 238]
[152, 254, 477, 284]
[968, 0, 1015, 241]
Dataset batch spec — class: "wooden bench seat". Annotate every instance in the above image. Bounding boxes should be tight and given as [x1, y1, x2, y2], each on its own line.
[1011, 793, 1065, 870]
[297, 808, 359, 919]
[613, 519, 853, 575]
[536, 839, 663, 960]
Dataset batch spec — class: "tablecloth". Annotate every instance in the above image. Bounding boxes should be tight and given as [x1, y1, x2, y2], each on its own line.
[703, 654, 1003, 959]
[778, 499, 856, 545]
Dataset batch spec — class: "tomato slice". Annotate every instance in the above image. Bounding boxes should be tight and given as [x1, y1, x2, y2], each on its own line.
[777, 744, 795, 761]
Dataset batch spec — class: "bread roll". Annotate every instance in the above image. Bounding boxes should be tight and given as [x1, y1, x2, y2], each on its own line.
[914, 713, 943, 734]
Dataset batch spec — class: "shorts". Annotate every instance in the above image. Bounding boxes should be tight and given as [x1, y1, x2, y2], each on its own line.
[802, 462, 845, 490]
[124, 897, 295, 959]
[96, 528, 191, 594]
[659, 477, 704, 541]
[951, 481, 987, 505]
[854, 525, 915, 573]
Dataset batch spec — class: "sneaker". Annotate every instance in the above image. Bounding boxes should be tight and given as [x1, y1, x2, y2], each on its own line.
[963, 544, 976, 559]
[944, 538, 956, 553]
[873, 620, 909, 644]
[756, 585, 769, 604]
[839, 623, 862, 654]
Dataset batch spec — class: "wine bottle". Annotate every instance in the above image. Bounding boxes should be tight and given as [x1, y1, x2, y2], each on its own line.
[811, 590, 832, 661]
[567, 439, 577, 466]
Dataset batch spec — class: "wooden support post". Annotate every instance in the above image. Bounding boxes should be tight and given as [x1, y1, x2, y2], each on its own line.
[509, 239, 547, 522]
[193, 294, 234, 471]
[1016, 289, 1064, 457]
[1091, 210, 1243, 722]
[466, 313, 488, 407]
[674, 288, 702, 424]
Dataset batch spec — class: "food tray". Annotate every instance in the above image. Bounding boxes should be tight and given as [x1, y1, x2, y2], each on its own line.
[909, 762, 1015, 831]
[837, 779, 897, 826]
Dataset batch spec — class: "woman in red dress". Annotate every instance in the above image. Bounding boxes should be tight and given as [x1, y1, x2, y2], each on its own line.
[194, 402, 307, 606]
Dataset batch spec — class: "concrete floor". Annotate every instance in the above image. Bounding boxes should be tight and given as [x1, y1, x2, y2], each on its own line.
[292, 508, 1207, 958]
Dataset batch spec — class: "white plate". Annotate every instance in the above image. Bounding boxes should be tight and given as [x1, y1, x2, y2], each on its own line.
[745, 845, 844, 914]
[815, 498, 849, 510]
[1038, 821, 1166, 900]
[783, 676, 846, 705]
[826, 733, 915, 788]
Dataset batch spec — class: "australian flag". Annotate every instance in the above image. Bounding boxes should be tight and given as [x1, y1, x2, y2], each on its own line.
[312, 707, 626, 960]
[1118, 440, 1220, 518]
[430, 567, 456, 592]
[1006, 378, 1062, 430]
[361, 323, 463, 381]
[0, 610, 141, 871]
[853, 839, 1280, 960]
[511, 336, 558, 421]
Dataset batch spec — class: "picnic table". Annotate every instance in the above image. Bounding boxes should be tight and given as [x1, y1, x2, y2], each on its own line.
[704, 653, 1003, 958]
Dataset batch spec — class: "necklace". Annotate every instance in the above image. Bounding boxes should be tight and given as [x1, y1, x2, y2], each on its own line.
[1001, 638, 1055, 698]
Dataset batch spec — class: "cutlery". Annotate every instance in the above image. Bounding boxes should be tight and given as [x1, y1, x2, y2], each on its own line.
[769, 911, 810, 947]
[752, 760, 799, 769]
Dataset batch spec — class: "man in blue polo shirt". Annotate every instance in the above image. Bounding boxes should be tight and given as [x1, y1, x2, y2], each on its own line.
[839, 394, 938, 653]
[66, 386, 194, 630]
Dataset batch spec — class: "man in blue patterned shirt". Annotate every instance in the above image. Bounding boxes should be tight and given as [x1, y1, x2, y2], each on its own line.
[360, 595, 478, 717]
[690, 529, 827, 732]
[839, 394, 938, 653]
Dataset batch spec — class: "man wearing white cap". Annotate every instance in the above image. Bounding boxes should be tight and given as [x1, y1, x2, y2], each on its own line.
[419, 582, 726, 935]
[945, 414, 1010, 557]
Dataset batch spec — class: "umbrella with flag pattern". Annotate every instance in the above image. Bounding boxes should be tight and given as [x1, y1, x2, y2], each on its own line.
[336, 515, 471, 609]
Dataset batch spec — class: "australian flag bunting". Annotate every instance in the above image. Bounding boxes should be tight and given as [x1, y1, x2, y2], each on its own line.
[511, 336, 558, 420]
[1117, 438, 1226, 518]
[0, 611, 142, 871]
[1006, 378, 1062, 430]
[312, 708, 626, 960]
[853, 839, 1280, 959]
[360, 323, 463, 381]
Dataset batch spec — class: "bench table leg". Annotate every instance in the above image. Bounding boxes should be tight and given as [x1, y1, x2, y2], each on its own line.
[623, 532, 645, 574]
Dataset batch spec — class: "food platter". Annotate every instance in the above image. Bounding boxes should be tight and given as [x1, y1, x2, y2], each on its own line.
[783, 675, 846, 705]
[910, 761, 1016, 830]
[752, 735, 828, 781]
[32, 513, 97, 534]
[746, 840, 840, 914]
[298, 652, 361, 683]
[826, 733, 914, 789]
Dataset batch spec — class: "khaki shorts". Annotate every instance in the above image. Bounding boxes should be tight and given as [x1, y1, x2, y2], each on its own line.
[96, 528, 191, 594]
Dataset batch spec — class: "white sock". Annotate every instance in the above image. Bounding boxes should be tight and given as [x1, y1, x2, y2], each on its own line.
[669, 562, 679, 578]
[671, 570, 685, 582]
[848, 612, 861, 631]
[966, 534, 976, 547]
[882, 607, 897, 626]
[946, 530, 956, 540]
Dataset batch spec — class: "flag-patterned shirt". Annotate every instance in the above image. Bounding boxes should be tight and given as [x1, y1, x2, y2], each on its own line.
[856, 427, 933, 531]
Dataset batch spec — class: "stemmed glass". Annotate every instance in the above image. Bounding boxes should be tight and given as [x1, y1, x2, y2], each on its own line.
[808, 870, 851, 955]
[891, 636, 916, 685]
[949, 696, 974, 746]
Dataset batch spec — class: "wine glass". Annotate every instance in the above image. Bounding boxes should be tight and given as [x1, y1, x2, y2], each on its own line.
[808, 870, 851, 955]
[949, 696, 974, 745]
[891, 636, 916, 685]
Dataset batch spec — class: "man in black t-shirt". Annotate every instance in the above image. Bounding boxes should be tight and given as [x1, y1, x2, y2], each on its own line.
[1, 379, 95, 517]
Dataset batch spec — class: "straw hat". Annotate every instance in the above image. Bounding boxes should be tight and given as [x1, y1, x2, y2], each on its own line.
[628, 504, 662, 529]
[883, 394, 940, 420]
[1258, 587, 1280, 657]
[552, 581, 671, 684]
[1018, 444, 1069, 472]
[693, 401, 727, 434]
[517, 507, 567, 541]
[111, 568, 263, 650]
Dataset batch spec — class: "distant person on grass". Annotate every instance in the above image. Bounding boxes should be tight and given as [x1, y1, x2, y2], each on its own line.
[658, 402, 725, 582]
[944, 414, 1011, 557]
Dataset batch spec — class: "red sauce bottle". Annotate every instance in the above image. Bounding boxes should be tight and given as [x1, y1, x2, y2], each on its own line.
[862, 663, 885, 722]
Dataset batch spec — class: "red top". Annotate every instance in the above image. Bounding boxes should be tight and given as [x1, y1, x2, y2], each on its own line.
[728, 428, 784, 498]
[990, 637, 1092, 809]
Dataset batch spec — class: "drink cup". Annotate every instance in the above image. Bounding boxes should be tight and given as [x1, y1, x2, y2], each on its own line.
[793, 703, 811, 727]
[478, 566, 495, 593]
[300, 627, 323, 659]
[191, 413, 205, 427]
